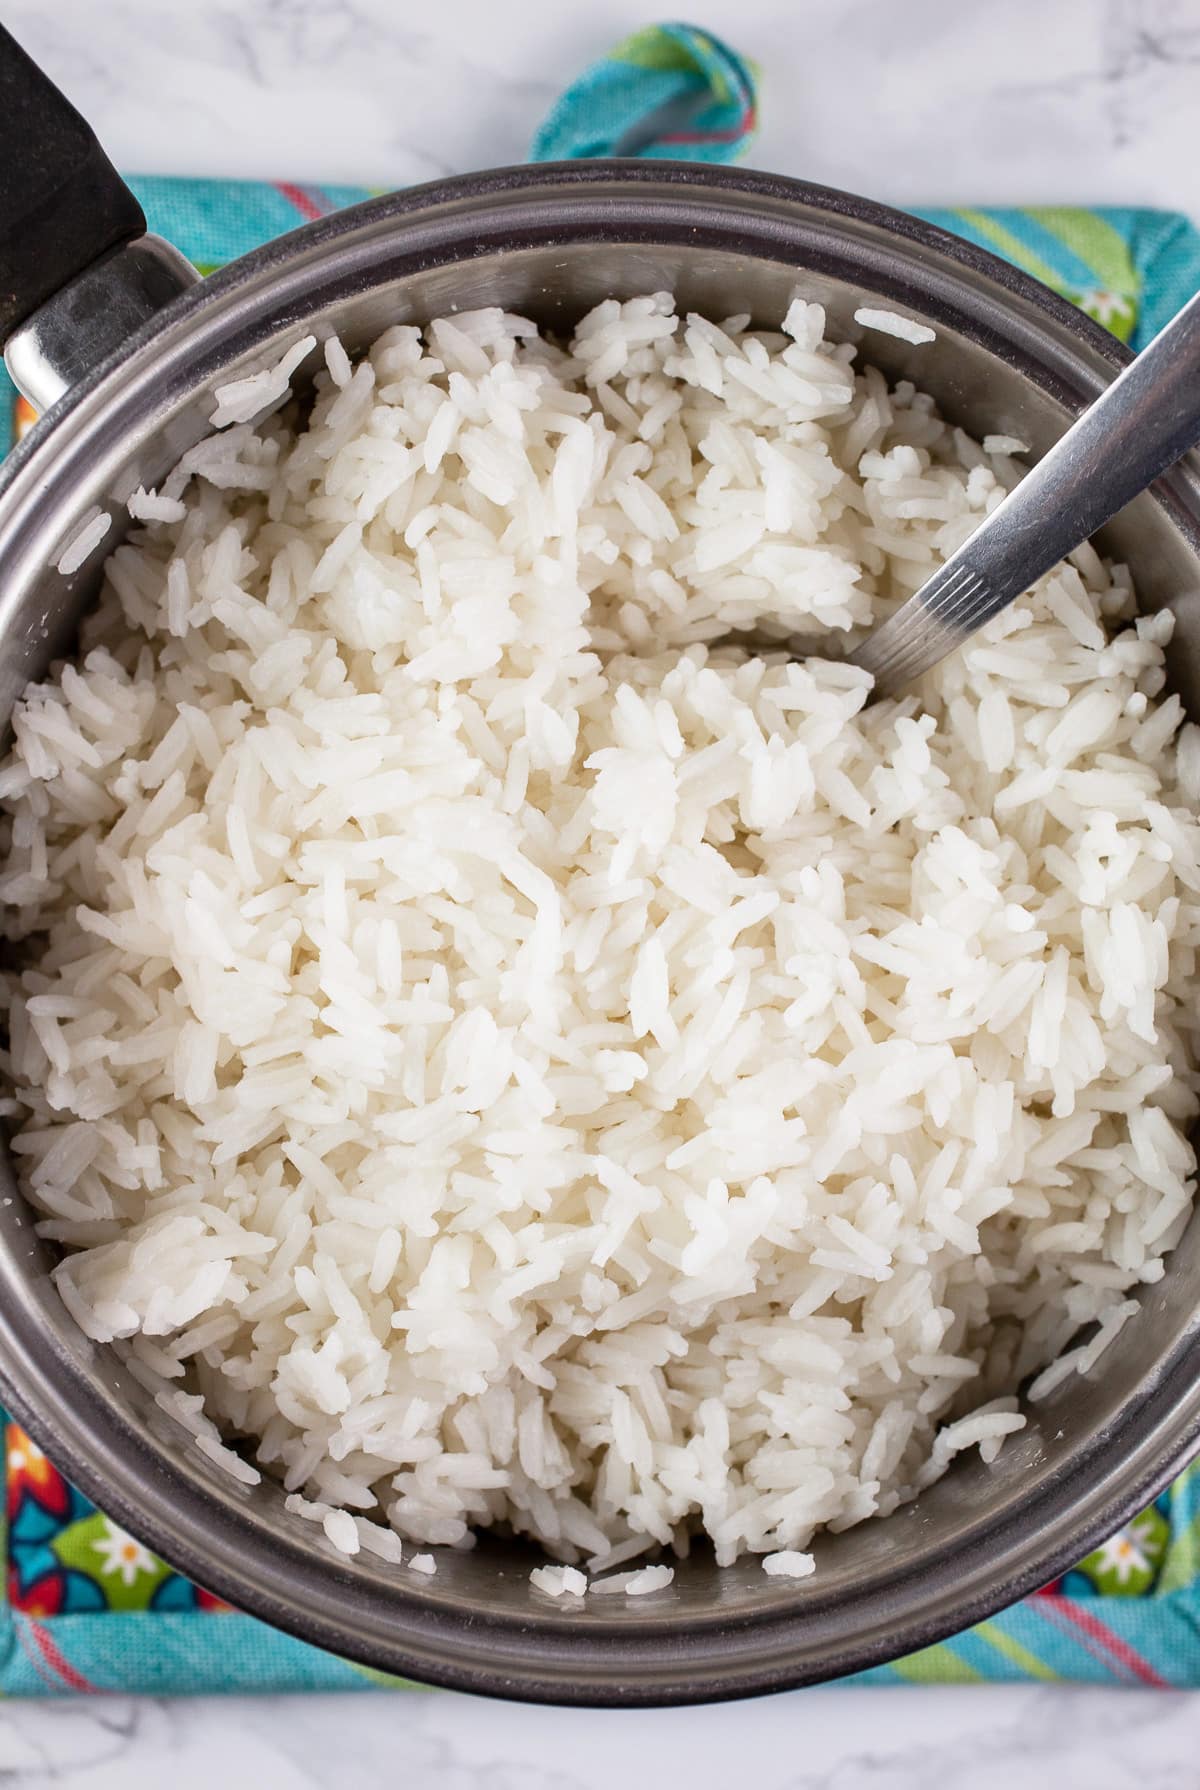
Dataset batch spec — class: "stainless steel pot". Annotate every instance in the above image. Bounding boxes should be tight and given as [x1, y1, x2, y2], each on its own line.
[2, 26, 1200, 1707]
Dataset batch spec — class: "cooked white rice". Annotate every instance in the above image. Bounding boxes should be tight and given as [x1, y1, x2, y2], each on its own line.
[126, 487, 188, 527]
[624, 1563, 675, 1595]
[982, 435, 1030, 458]
[853, 307, 937, 346]
[323, 1505, 361, 1555]
[1, 293, 1198, 1575]
[55, 509, 112, 576]
[530, 1563, 588, 1598]
[761, 1550, 815, 1579]
[589, 1564, 675, 1596]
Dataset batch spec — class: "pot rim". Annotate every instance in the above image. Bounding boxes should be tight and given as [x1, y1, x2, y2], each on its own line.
[2, 159, 1200, 1706]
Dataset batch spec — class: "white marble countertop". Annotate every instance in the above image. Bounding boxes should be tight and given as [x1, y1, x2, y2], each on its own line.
[7, 0, 1200, 211]
[2, 1682, 1200, 1788]
[3, 0, 1200, 1782]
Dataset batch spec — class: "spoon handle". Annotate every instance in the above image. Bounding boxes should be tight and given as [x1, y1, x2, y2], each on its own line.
[852, 287, 1200, 696]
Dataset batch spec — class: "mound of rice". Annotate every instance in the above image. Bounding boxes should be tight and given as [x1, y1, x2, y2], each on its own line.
[1, 293, 1198, 1572]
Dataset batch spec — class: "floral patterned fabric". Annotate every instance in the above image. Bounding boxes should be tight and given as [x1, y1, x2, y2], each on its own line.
[7, 1425, 226, 1617]
[5, 1411, 1200, 1702]
[4, 1416, 1177, 1618]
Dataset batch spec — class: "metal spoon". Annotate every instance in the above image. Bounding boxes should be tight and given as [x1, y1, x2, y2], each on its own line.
[850, 288, 1200, 697]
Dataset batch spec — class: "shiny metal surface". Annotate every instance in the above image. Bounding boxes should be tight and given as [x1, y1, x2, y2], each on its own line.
[4, 234, 199, 411]
[1, 164, 1200, 1705]
[855, 284, 1200, 693]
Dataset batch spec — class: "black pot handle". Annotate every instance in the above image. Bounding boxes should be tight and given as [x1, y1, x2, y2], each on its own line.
[0, 22, 147, 342]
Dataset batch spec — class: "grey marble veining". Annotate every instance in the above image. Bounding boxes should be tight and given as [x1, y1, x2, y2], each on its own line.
[2, 0, 1200, 210]
[2, 0, 1200, 1782]
[2, 1684, 1200, 1788]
